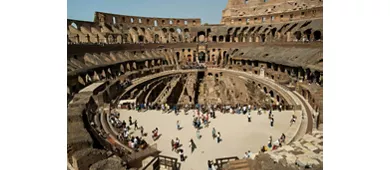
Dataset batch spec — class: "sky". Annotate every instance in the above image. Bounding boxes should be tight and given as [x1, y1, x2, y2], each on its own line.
[67, 0, 228, 24]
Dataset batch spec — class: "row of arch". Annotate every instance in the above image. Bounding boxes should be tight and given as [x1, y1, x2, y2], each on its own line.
[199, 30, 321, 43]
[108, 16, 199, 27]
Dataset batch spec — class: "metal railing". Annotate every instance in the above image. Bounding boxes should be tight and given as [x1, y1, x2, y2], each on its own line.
[215, 156, 239, 170]
[142, 154, 179, 170]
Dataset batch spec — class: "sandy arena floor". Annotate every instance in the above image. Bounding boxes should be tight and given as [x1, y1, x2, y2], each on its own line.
[118, 109, 293, 170]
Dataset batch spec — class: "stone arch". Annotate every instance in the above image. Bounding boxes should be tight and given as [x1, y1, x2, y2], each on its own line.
[212, 36, 217, 42]
[116, 35, 122, 43]
[269, 90, 274, 98]
[271, 28, 277, 38]
[138, 35, 144, 42]
[314, 30, 322, 41]
[303, 29, 312, 40]
[154, 34, 159, 43]
[219, 35, 224, 42]
[176, 52, 180, 63]
[293, 31, 302, 41]
[198, 31, 206, 42]
[162, 28, 168, 33]
[198, 51, 206, 63]
[107, 35, 114, 43]
[122, 34, 128, 43]
[226, 35, 231, 42]
[260, 34, 266, 42]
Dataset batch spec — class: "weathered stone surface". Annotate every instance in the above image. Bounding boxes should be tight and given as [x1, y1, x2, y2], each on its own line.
[72, 148, 108, 170]
[89, 157, 126, 170]
[67, 1, 323, 170]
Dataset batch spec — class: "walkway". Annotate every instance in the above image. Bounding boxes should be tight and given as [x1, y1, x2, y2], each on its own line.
[118, 109, 293, 170]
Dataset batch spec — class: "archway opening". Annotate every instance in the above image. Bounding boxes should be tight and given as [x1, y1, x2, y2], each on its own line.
[271, 28, 277, 37]
[226, 35, 231, 42]
[219, 36, 224, 42]
[176, 52, 180, 63]
[260, 34, 266, 42]
[197, 31, 206, 42]
[270, 90, 274, 98]
[138, 35, 144, 42]
[154, 34, 159, 43]
[212, 36, 217, 42]
[304, 29, 312, 40]
[294, 31, 302, 41]
[198, 51, 206, 63]
[314, 30, 322, 41]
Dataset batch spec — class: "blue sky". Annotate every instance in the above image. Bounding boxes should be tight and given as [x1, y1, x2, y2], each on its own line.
[67, 0, 227, 24]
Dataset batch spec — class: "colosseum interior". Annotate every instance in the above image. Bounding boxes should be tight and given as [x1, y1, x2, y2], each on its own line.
[67, 0, 323, 169]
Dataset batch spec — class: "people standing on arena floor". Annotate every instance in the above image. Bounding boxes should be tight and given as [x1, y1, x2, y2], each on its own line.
[216, 132, 221, 143]
[212, 127, 216, 139]
[134, 120, 138, 129]
[178, 149, 185, 161]
[189, 139, 197, 153]
[128, 116, 132, 125]
[196, 129, 201, 139]
[177, 120, 181, 130]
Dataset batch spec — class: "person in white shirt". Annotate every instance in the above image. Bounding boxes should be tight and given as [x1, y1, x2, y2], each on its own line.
[247, 150, 252, 158]
[247, 113, 251, 122]
[216, 132, 221, 143]
[244, 152, 249, 159]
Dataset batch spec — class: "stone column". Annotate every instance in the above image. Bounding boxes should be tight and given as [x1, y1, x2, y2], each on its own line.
[260, 67, 265, 78]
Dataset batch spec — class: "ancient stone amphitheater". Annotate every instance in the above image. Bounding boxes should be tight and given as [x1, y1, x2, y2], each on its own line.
[67, 0, 323, 169]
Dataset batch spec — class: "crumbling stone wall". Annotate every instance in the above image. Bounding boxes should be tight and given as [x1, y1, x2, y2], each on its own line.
[89, 157, 126, 170]
[221, 0, 323, 25]
[72, 148, 109, 170]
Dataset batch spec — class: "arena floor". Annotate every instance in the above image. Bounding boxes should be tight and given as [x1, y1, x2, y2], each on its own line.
[118, 109, 293, 170]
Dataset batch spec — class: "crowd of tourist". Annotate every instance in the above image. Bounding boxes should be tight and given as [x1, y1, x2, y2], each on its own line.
[112, 100, 294, 168]
[108, 110, 151, 152]
[260, 133, 287, 152]
[119, 101, 286, 116]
